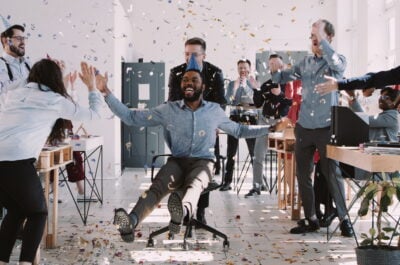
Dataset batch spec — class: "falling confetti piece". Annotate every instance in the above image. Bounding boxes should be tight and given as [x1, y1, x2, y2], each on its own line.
[291, 6, 297, 11]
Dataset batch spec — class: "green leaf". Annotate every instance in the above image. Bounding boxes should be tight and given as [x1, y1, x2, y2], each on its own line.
[396, 185, 400, 202]
[382, 227, 395, 232]
[358, 196, 371, 216]
[380, 194, 391, 212]
[360, 233, 369, 239]
[360, 238, 373, 246]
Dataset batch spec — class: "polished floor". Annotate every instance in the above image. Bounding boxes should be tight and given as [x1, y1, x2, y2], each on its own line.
[7, 166, 399, 265]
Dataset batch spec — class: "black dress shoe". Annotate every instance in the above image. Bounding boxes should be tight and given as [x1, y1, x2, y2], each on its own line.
[319, 211, 338, 227]
[219, 183, 232, 191]
[290, 218, 320, 234]
[244, 188, 261, 198]
[340, 219, 354, 237]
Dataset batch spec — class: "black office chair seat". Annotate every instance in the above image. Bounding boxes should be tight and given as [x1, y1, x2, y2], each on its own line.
[147, 154, 229, 249]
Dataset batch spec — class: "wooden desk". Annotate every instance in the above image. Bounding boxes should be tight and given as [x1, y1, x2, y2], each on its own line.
[326, 145, 400, 172]
[268, 129, 300, 220]
[37, 144, 73, 249]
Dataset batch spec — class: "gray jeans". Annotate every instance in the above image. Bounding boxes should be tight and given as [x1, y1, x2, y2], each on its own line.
[294, 124, 347, 220]
[132, 157, 213, 224]
[252, 116, 278, 189]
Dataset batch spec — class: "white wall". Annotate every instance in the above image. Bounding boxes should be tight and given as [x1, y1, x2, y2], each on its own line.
[4, 0, 397, 172]
[2, 0, 135, 177]
[121, 0, 342, 81]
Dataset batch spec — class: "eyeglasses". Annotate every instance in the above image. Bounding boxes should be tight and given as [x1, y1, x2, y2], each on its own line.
[380, 95, 391, 100]
[11, 36, 28, 42]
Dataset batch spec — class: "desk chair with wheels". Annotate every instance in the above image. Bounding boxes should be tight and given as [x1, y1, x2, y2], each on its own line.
[147, 154, 230, 249]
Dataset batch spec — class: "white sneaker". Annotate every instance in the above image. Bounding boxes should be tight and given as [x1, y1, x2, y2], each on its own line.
[76, 194, 98, 203]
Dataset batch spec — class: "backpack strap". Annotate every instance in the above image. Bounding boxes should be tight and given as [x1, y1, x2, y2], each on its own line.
[0, 57, 13, 81]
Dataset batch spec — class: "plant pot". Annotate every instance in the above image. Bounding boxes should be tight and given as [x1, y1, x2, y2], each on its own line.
[356, 246, 400, 265]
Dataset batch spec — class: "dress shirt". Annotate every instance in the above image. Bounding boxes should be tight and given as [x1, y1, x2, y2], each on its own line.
[0, 52, 31, 109]
[272, 39, 346, 129]
[350, 100, 398, 142]
[0, 82, 102, 161]
[105, 93, 269, 160]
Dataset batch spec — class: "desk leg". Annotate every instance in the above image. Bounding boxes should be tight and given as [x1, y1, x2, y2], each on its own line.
[277, 153, 286, 209]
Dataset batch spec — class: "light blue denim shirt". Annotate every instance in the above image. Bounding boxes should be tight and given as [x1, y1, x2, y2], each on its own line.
[272, 39, 346, 129]
[0, 82, 102, 161]
[350, 100, 399, 142]
[105, 93, 270, 160]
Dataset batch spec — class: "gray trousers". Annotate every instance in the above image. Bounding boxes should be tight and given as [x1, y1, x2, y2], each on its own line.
[132, 157, 213, 224]
[294, 124, 347, 220]
[252, 116, 272, 189]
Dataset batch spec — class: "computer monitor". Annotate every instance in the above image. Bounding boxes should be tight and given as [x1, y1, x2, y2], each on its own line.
[330, 106, 369, 146]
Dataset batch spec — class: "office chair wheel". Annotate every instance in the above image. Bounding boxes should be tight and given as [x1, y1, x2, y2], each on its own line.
[223, 241, 229, 249]
[182, 242, 189, 250]
[168, 232, 174, 240]
[213, 233, 217, 239]
[223, 240, 229, 249]
[147, 239, 154, 247]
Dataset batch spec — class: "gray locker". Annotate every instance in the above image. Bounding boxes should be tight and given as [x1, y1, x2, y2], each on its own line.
[121, 62, 165, 168]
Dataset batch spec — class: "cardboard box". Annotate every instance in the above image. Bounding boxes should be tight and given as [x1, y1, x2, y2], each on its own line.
[71, 136, 103, 152]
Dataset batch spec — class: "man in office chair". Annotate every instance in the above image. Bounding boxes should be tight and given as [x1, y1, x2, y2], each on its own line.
[96, 55, 288, 242]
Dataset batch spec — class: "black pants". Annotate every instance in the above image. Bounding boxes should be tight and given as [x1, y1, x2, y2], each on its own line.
[0, 159, 48, 263]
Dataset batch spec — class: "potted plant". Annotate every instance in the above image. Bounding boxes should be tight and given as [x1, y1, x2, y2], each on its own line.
[354, 174, 400, 265]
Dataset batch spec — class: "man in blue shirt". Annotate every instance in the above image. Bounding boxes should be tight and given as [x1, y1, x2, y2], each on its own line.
[270, 19, 353, 237]
[96, 57, 286, 242]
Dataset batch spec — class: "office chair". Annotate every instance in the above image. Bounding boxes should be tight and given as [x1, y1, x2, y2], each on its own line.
[147, 154, 230, 249]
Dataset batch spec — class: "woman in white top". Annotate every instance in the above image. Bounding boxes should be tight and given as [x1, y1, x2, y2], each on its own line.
[0, 59, 102, 265]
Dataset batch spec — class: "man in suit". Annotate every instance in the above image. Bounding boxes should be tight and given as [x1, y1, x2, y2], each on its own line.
[168, 37, 226, 224]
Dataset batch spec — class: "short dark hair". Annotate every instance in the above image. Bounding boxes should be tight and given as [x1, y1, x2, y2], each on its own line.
[185, 37, 206, 52]
[1, 24, 25, 38]
[184, 69, 204, 81]
[380, 86, 399, 105]
[1, 24, 25, 47]
[269, 54, 283, 60]
[237, 59, 251, 68]
[322, 19, 335, 37]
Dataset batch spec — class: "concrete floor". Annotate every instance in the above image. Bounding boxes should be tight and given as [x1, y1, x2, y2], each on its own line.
[7, 166, 399, 265]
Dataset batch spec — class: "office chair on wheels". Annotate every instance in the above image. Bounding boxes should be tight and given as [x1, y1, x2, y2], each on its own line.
[146, 154, 230, 249]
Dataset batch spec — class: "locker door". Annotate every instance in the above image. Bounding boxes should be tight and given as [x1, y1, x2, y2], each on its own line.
[121, 62, 165, 168]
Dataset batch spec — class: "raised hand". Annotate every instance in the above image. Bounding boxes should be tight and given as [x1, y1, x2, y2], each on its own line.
[248, 75, 259, 89]
[69, 70, 78, 89]
[272, 117, 292, 132]
[314, 75, 339, 95]
[79, 62, 95, 91]
[94, 69, 111, 96]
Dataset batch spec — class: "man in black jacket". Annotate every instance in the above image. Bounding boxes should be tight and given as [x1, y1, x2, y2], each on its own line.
[167, 37, 226, 224]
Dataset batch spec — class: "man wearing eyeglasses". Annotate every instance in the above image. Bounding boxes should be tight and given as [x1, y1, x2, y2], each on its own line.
[0, 24, 31, 109]
[168, 37, 226, 225]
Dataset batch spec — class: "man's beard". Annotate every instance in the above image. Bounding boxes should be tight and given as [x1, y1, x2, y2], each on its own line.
[10, 45, 25, 57]
[183, 89, 202, 102]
